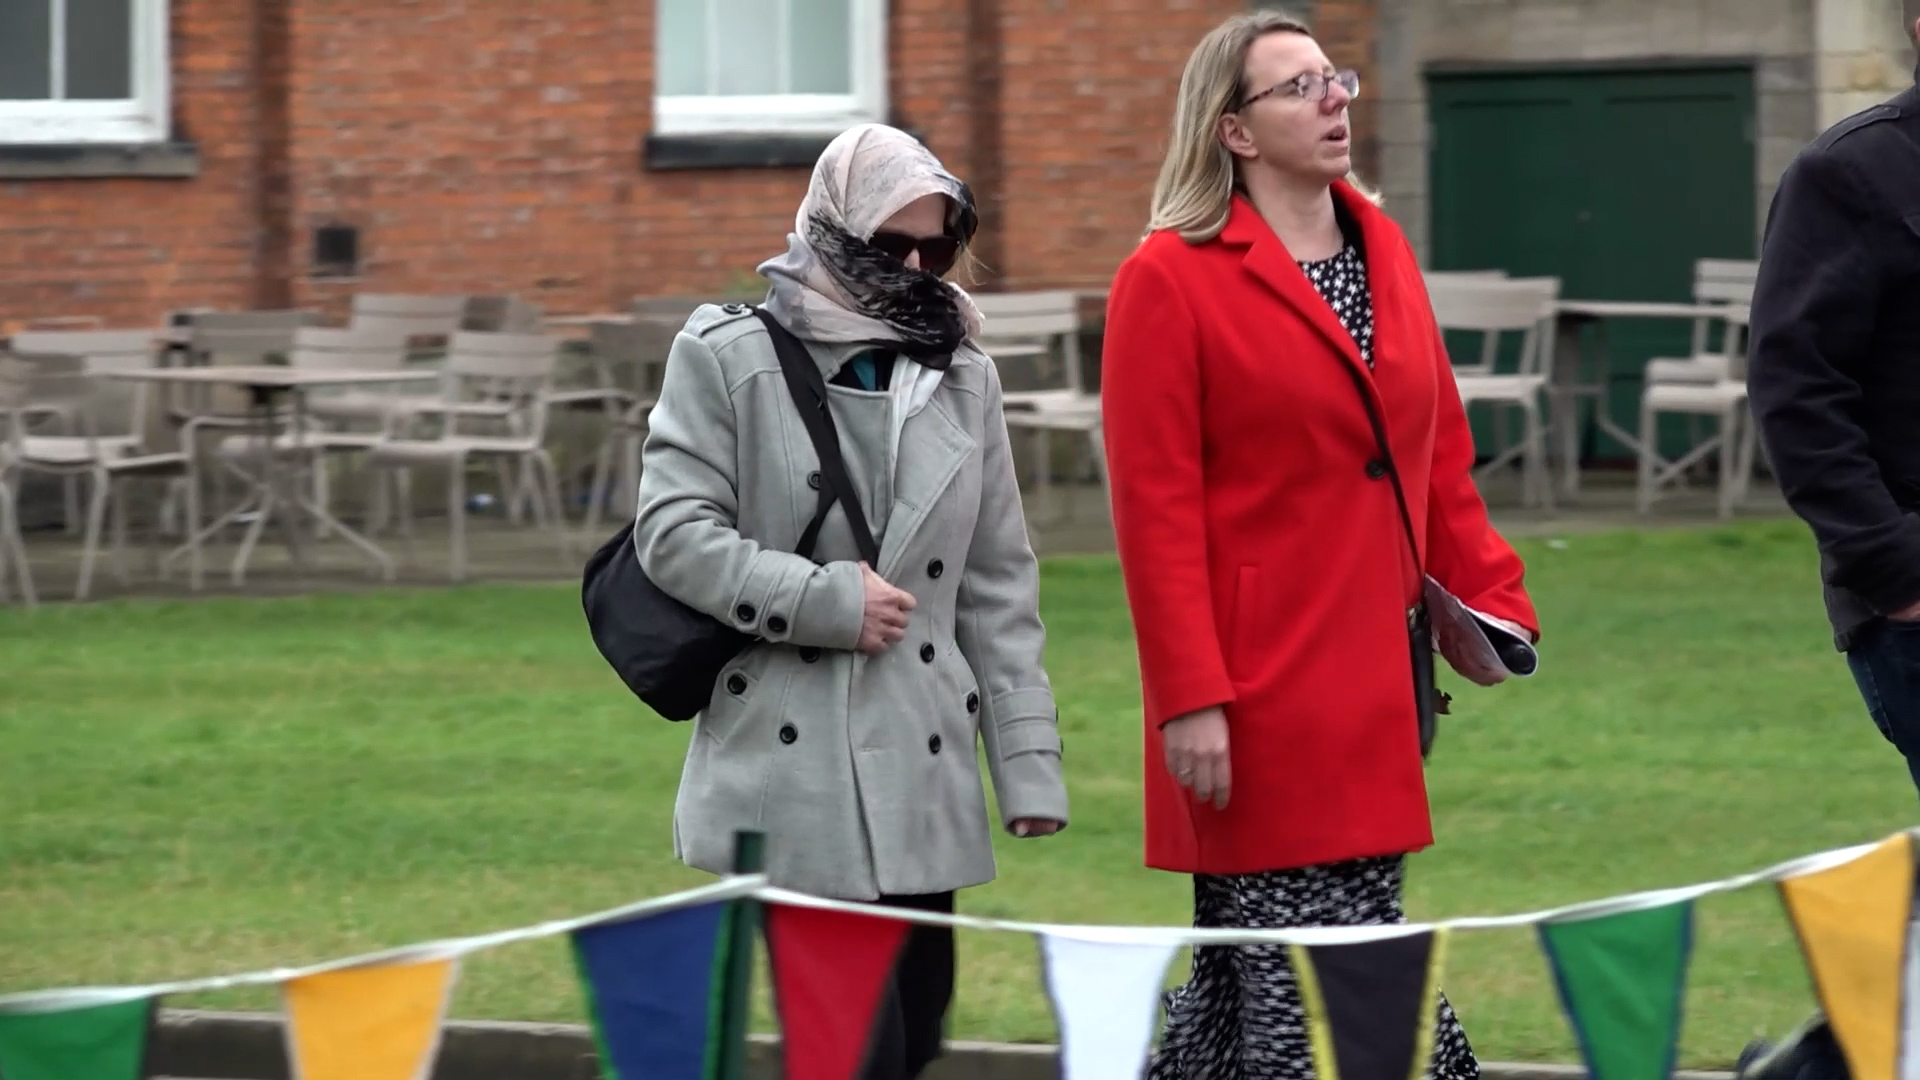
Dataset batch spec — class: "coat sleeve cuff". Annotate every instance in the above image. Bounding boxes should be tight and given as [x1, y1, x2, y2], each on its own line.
[732, 553, 865, 651]
[984, 694, 1069, 827]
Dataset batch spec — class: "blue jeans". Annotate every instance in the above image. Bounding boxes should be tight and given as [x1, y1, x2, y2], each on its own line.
[1847, 620, 1920, 794]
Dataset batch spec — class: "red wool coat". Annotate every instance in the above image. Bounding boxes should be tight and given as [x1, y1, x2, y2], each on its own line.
[1101, 188, 1539, 876]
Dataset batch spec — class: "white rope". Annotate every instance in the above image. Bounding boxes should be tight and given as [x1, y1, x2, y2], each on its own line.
[0, 831, 1901, 1015]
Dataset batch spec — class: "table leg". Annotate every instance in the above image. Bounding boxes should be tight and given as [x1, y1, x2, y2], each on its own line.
[1550, 319, 1585, 500]
[1587, 322, 1645, 459]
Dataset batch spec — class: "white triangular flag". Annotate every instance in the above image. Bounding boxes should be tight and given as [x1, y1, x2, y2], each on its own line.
[1039, 931, 1178, 1080]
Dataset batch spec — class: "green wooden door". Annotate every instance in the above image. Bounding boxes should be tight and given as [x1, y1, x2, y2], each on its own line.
[1428, 66, 1757, 461]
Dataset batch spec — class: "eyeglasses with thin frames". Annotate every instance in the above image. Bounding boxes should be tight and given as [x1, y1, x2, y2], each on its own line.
[1235, 69, 1361, 111]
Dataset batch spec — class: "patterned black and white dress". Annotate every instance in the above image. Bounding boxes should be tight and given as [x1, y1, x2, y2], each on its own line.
[1146, 243, 1480, 1080]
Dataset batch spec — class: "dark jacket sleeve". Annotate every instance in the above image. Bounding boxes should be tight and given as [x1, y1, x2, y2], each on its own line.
[1747, 146, 1920, 616]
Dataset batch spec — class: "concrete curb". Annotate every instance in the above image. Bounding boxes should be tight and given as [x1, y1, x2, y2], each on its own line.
[149, 1009, 1737, 1080]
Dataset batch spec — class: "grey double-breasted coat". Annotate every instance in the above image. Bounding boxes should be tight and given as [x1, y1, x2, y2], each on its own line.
[634, 303, 1068, 901]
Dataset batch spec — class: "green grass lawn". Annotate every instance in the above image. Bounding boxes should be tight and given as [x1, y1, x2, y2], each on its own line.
[1, 520, 1914, 1067]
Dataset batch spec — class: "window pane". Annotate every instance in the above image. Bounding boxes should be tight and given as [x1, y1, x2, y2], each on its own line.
[713, 0, 780, 95]
[656, 0, 708, 97]
[789, 0, 850, 94]
[0, 0, 53, 100]
[66, 0, 133, 99]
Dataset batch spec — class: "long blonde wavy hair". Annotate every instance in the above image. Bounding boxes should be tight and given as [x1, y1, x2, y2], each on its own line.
[1147, 10, 1379, 243]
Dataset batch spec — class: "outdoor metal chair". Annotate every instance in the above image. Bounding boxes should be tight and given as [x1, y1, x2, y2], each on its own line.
[1429, 276, 1563, 509]
[7, 329, 167, 534]
[974, 290, 1106, 524]
[572, 318, 675, 536]
[0, 352, 202, 600]
[1637, 303, 1757, 519]
[366, 332, 568, 581]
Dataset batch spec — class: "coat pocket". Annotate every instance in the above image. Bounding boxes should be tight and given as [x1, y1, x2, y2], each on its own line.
[1227, 565, 1260, 678]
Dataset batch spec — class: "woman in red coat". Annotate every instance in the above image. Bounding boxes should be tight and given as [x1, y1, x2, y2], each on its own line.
[1101, 11, 1542, 1079]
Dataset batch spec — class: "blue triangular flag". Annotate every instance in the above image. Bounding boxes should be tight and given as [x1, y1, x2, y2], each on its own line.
[571, 901, 732, 1080]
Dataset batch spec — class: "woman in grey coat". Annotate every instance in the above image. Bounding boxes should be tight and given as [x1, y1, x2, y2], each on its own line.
[633, 123, 1069, 1080]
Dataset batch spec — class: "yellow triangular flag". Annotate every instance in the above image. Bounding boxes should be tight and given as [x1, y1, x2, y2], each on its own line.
[1779, 832, 1917, 1080]
[283, 958, 457, 1080]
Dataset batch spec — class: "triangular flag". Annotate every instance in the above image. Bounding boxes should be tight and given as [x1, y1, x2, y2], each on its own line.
[0, 998, 153, 1080]
[1539, 902, 1695, 1080]
[1779, 832, 1918, 1080]
[1290, 929, 1449, 1080]
[765, 903, 912, 1080]
[282, 958, 458, 1080]
[571, 900, 734, 1080]
[1038, 932, 1177, 1080]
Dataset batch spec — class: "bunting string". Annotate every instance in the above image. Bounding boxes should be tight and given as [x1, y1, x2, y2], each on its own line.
[0, 833, 1895, 1015]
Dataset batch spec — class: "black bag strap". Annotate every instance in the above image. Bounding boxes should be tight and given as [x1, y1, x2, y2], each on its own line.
[751, 307, 883, 568]
[1342, 364, 1424, 585]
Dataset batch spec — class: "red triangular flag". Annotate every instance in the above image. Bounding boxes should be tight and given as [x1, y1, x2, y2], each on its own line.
[765, 902, 912, 1080]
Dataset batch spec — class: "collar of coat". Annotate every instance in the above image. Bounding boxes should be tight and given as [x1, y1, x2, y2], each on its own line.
[1217, 182, 1405, 386]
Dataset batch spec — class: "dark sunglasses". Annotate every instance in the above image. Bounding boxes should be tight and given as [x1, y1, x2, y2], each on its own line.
[868, 230, 962, 275]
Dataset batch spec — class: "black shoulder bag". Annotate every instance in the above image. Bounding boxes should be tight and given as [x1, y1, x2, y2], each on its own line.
[580, 307, 881, 722]
[1342, 364, 1449, 759]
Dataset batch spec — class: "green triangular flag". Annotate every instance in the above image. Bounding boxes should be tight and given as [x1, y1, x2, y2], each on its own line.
[1538, 902, 1695, 1080]
[0, 998, 153, 1080]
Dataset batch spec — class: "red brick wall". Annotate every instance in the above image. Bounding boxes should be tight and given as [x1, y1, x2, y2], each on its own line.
[2, 0, 1384, 328]
[0, 0, 269, 330]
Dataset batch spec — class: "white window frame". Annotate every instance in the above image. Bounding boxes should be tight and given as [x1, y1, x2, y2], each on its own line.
[652, 0, 887, 137]
[0, 0, 170, 145]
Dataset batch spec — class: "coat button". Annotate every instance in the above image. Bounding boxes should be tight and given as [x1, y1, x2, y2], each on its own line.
[766, 615, 788, 634]
[806, 470, 822, 490]
[966, 691, 980, 714]
[929, 734, 943, 754]
[779, 723, 798, 745]
[927, 559, 944, 579]
[799, 647, 821, 663]
[1365, 460, 1389, 480]
[920, 643, 936, 663]
[735, 602, 757, 623]
[726, 674, 748, 696]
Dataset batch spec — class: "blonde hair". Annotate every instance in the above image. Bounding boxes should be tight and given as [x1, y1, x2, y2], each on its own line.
[1147, 10, 1379, 243]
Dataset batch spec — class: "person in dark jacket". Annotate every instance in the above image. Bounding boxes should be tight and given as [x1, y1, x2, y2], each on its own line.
[1747, 0, 1920, 792]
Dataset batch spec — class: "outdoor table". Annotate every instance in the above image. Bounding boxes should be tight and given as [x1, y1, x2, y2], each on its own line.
[1549, 299, 1734, 499]
[107, 366, 436, 585]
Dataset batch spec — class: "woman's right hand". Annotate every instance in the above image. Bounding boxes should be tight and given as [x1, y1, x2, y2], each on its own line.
[1163, 706, 1231, 809]
[857, 562, 917, 654]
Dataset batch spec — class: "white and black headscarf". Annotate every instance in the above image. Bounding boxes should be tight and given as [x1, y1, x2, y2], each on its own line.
[757, 124, 984, 364]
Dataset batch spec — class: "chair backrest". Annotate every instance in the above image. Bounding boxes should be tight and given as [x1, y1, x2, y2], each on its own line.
[973, 290, 1085, 393]
[285, 327, 410, 373]
[631, 295, 751, 321]
[1688, 259, 1758, 355]
[0, 351, 127, 461]
[190, 320, 302, 367]
[461, 294, 545, 333]
[7, 329, 158, 374]
[443, 332, 559, 443]
[1424, 269, 1510, 286]
[1428, 276, 1562, 378]
[589, 319, 674, 402]
[1695, 259, 1758, 304]
[8, 331, 161, 445]
[350, 294, 468, 339]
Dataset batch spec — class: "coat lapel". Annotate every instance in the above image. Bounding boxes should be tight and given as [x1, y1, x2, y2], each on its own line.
[875, 395, 974, 580]
[1226, 189, 1399, 422]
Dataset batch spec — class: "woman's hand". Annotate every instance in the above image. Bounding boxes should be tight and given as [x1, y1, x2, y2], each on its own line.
[1010, 819, 1064, 837]
[1162, 706, 1231, 810]
[1890, 598, 1920, 624]
[857, 562, 917, 654]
